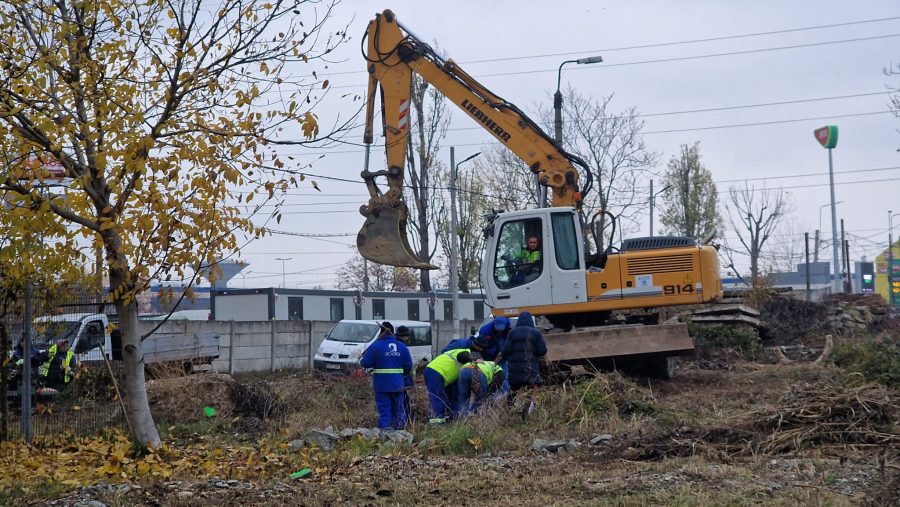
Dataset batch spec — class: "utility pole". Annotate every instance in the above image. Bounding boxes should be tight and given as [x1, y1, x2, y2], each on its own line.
[888, 210, 894, 306]
[275, 257, 291, 289]
[450, 147, 459, 338]
[450, 148, 481, 338]
[804, 232, 810, 301]
[813, 229, 820, 263]
[649, 179, 654, 237]
[840, 219, 847, 292]
[844, 239, 852, 293]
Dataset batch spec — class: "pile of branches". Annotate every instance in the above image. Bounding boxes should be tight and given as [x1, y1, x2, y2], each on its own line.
[749, 382, 899, 457]
[760, 294, 828, 344]
[230, 381, 282, 421]
[617, 381, 899, 462]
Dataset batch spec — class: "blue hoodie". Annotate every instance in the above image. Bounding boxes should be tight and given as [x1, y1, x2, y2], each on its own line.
[359, 334, 413, 392]
[477, 316, 509, 360]
[499, 312, 547, 386]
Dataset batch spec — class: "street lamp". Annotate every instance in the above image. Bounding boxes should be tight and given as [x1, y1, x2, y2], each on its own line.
[239, 270, 252, 288]
[450, 147, 481, 338]
[274, 257, 292, 288]
[818, 201, 844, 233]
[648, 179, 671, 237]
[554, 56, 604, 144]
[548, 55, 602, 208]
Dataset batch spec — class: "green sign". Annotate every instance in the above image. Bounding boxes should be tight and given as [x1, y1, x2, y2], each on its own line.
[814, 125, 838, 149]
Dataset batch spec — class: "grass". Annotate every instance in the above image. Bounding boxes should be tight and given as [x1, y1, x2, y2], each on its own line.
[830, 334, 900, 386]
[5, 362, 893, 506]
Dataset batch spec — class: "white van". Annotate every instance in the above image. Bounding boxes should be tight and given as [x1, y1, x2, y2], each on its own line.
[313, 320, 432, 373]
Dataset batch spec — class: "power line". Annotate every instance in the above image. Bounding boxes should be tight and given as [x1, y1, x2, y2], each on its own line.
[643, 110, 892, 135]
[325, 16, 900, 77]
[274, 108, 896, 158]
[715, 166, 900, 185]
[329, 32, 900, 89]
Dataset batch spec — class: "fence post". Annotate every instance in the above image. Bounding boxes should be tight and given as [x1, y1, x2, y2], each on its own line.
[21, 282, 33, 443]
[228, 320, 235, 375]
[270, 321, 276, 373]
[307, 320, 313, 370]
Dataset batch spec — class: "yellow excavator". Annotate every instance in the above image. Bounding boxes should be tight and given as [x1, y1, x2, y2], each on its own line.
[357, 10, 722, 377]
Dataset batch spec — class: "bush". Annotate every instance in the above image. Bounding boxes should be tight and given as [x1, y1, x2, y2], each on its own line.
[830, 336, 900, 386]
[688, 323, 762, 361]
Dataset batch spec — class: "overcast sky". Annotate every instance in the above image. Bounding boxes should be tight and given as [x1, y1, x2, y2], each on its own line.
[227, 0, 900, 290]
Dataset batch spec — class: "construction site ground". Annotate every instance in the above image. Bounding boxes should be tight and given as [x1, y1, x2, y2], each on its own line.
[5, 352, 897, 506]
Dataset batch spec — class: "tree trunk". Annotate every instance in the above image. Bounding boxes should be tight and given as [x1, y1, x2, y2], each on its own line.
[116, 299, 159, 448]
[418, 205, 432, 293]
[106, 230, 160, 448]
[0, 322, 8, 441]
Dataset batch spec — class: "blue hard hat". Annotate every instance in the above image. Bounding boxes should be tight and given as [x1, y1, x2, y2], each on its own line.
[494, 316, 510, 330]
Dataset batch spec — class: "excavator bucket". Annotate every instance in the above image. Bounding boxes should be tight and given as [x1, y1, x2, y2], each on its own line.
[357, 204, 438, 270]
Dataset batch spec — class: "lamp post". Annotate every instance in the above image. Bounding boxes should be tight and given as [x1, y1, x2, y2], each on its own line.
[648, 179, 671, 237]
[274, 257, 292, 288]
[548, 55, 603, 207]
[240, 270, 252, 288]
[816, 200, 843, 264]
[450, 147, 481, 338]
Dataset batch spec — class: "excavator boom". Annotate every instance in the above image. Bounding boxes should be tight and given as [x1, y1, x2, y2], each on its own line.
[357, 9, 590, 269]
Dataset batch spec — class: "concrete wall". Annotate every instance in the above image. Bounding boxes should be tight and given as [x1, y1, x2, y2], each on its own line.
[139, 319, 484, 374]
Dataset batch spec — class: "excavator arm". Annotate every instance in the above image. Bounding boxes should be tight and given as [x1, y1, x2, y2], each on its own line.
[358, 9, 592, 269]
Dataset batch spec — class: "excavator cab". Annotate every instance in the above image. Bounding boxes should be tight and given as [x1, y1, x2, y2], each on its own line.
[483, 208, 590, 312]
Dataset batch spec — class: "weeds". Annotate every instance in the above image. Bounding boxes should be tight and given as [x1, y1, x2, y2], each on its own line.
[830, 335, 900, 386]
[688, 323, 762, 361]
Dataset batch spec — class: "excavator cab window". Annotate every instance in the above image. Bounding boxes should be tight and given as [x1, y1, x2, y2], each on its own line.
[551, 212, 580, 270]
[493, 218, 543, 289]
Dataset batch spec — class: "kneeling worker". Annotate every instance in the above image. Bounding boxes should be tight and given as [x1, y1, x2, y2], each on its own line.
[423, 348, 472, 423]
[457, 360, 505, 416]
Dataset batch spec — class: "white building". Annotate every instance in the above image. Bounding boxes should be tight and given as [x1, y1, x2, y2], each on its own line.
[212, 287, 490, 323]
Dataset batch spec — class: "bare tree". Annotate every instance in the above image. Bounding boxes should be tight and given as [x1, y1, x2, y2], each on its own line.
[336, 252, 418, 292]
[887, 61, 900, 147]
[405, 74, 450, 292]
[726, 183, 794, 282]
[764, 218, 807, 274]
[659, 143, 720, 239]
[550, 90, 659, 249]
[481, 145, 539, 212]
[437, 161, 491, 292]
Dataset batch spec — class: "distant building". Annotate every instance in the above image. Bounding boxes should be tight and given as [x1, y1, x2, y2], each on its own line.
[211, 287, 489, 322]
[874, 240, 900, 306]
[722, 262, 833, 301]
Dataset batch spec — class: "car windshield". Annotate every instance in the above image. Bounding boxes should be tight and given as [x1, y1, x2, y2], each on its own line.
[31, 321, 81, 349]
[326, 322, 379, 343]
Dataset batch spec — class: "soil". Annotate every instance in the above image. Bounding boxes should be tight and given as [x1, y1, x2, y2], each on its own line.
[37, 360, 899, 506]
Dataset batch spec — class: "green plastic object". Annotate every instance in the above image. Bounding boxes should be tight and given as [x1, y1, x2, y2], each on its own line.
[290, 468, 312, 479]
[203, 406, 217, 418]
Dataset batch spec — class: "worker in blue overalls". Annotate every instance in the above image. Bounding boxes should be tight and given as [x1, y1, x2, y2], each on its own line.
[360, 322, 413, 430]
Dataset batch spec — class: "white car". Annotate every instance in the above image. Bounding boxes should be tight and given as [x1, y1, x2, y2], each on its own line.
[313, 320, 432, 373]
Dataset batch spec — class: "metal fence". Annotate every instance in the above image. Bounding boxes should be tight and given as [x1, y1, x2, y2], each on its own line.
[1, 283, 125, 443]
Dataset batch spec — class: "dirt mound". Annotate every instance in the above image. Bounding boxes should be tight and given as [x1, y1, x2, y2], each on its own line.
[146, 373, 235, 422]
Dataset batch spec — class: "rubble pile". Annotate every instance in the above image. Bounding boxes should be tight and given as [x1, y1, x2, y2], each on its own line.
[821, 294, 888, 334]
[760, 293, 887, 342]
